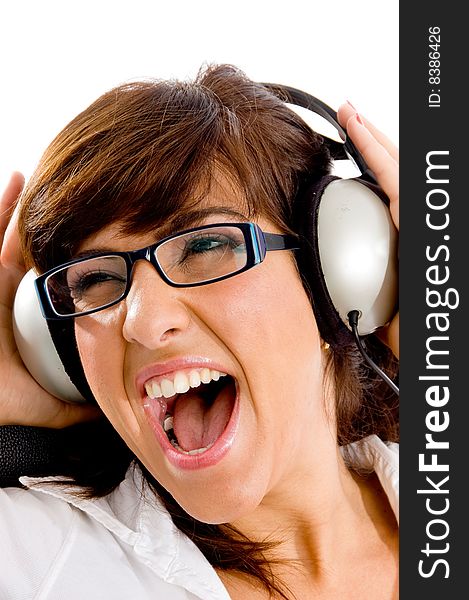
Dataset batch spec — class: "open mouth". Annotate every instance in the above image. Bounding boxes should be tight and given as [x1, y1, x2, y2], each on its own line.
[144, 368, 237, 458]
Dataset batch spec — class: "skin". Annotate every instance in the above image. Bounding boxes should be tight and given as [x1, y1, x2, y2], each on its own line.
[0, 104, 399, 598]
[74, 204, 331, 525]
[74, 209, 399, 600]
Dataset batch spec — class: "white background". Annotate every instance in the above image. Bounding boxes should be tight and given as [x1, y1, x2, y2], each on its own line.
[0, 0, 398, 186]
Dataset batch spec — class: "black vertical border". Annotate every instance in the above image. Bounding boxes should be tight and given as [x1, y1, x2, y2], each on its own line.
[400, 3, 467, 597]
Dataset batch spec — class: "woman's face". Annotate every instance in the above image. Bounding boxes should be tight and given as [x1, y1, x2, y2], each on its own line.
[74, 182, 334, 524]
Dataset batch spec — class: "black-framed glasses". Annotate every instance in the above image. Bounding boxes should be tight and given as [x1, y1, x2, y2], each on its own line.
[35, 222, 300, 320]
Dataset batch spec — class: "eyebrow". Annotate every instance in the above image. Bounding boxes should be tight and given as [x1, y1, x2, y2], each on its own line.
[73, 207, 249, 259]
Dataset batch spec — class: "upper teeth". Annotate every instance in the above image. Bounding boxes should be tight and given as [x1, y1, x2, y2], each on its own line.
[144, 368, 227, 399]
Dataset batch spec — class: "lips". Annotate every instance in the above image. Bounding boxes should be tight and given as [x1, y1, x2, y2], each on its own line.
[139, 361, 240, 470]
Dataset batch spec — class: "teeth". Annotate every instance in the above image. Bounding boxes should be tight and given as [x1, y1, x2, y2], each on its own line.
[189, 370, 201, 388]
[163, 415, 174, 432]
[187, 446, 211, 455]
[160, 378, 176, 398]
[152, 381, 162, 398]
[170, 439, 215, 455]
[200, 368, 211, 384]
[145, 367, 228, 400]
[174, 371, 190, 394]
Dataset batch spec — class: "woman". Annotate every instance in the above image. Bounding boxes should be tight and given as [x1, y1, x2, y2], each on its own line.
[0, 64, 399, 599]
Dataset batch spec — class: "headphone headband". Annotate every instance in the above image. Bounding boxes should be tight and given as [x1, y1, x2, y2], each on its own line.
[260, 83, 376, 183]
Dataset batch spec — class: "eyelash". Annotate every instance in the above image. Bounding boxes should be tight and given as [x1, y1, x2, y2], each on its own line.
[70, 270, 125, 295]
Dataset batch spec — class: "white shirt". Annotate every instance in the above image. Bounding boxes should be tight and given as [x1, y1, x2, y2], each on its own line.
[0, 436, 398, 600]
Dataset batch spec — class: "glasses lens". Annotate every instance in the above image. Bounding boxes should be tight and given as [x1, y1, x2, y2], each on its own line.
[157, 225, 249, 284]
[46, 255, 128, 316]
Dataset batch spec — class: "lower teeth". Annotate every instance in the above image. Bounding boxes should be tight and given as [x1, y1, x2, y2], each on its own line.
[170, 438, 214, 455]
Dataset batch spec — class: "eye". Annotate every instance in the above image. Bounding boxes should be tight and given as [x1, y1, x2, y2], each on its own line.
[157, 227, 248, 283]
[181, 234, 241, 260]
[69, 270, 125, 294]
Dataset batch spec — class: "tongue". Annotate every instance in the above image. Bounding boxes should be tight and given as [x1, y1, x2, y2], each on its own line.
[173, 384, 234, 452]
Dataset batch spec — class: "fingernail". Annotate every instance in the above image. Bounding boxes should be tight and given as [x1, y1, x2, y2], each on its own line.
[346, 99, 357, 110]
[355, 112, 364, 125]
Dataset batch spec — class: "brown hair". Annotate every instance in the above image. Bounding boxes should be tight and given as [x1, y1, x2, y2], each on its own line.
[19, 64, 398, 599]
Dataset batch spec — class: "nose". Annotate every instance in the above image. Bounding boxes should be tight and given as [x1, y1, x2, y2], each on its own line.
[122, 261, 191, 348]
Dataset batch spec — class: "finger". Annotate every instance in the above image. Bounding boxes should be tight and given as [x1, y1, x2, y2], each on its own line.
[345, 113, 399, 228]
[337, 102, 399, 163]
[0, 172, 24, 250]
[1, 204, 25, 272]
[48, 402, 103, 429]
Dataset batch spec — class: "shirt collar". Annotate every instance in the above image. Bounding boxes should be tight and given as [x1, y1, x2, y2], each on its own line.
[341, 435, 399, 523]
[20, 464, 231, 600]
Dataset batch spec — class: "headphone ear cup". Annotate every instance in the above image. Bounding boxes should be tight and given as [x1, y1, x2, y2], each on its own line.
[294, 176, 398, 342]
[318, 178, 398, 335]
[13, 269, 87, 403]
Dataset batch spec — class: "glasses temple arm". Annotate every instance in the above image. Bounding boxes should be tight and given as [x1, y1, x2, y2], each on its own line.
[263, 232, 300, 251]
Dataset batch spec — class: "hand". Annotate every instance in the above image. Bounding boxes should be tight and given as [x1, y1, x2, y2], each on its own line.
[0, 172, 101, 427]
[336, 103, 399, 358]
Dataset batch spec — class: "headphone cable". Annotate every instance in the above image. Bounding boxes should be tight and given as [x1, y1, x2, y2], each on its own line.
[347, 310, 399, 396]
